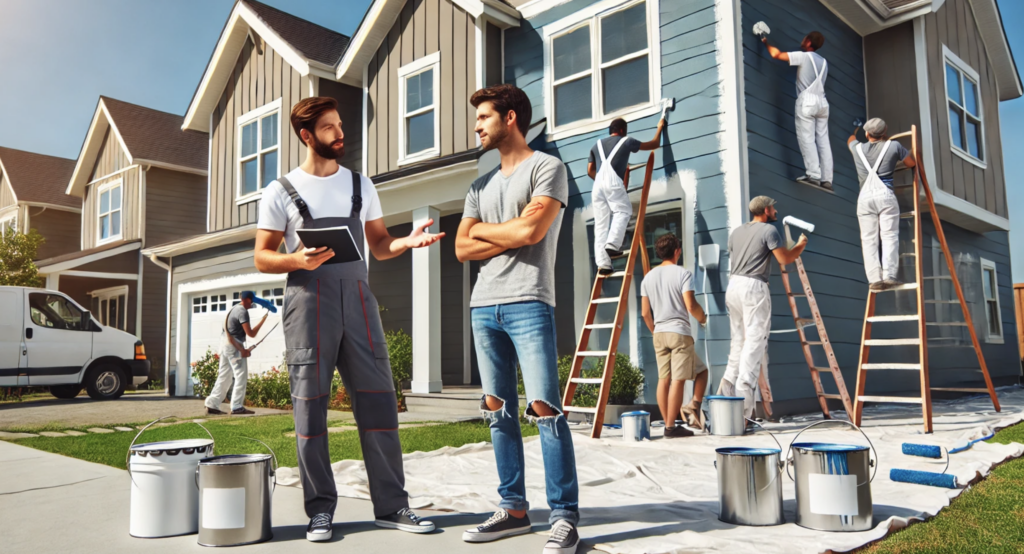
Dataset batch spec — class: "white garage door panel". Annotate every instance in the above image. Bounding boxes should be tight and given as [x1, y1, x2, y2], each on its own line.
[187, 287, 286, 378]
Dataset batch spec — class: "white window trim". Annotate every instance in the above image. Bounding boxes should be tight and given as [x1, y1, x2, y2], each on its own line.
[942, 45, 987, 169]
[397, 52, 442, 166]
[96, 178, 124, 246]
[90, 285, 129, 330]
[236, 98, 282, 205]
[542, 0, 662, 142]
[0, 213, 17, 237]
[979, 257, 1003, 343]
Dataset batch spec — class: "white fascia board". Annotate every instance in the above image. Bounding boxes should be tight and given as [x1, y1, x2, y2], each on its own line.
[453, 0, 521, 27]
[0, 156, 15, 204]
[517, 0, 574, 19]
[20, 202, 82, 214]
[141, 224, 258, 259]
[67, 101, 122, 197]
[968, 0, 1022, 100]
[929, 188, 1010, 233]
[132, 159, 208, 177]
[335, 0, 406, 84]
[37, 241, 141, 274]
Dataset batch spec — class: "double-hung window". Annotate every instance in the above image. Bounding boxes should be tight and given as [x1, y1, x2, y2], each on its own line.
[398, 52, 441, 165]
[545, 0, 660, 139]
[944, 47, 984, 164]
[97, 179, 122, 244]
[93, 286, 128, 331]
[980, 258, 1002, 342]
[238, 100, 281, 202]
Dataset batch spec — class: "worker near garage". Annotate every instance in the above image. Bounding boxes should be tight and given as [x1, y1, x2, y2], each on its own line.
[204, 291, 266, 416]
[254, 96, 441, 542]
[761, 31, 834, 191]
[847, 117, 916, 291]
[720, 196, 807, 419]
[587, 117, 666, 275]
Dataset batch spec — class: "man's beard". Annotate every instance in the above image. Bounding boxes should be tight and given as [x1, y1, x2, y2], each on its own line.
[312, 135, 344, 160]
[480, 124, 509, 152]
[767, 212, 778, 222]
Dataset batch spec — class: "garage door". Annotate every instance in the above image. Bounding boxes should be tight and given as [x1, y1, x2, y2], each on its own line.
[188, 286, 287, 377]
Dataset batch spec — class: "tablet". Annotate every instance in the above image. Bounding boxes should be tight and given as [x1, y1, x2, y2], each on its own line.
[295, 226, 363, 265]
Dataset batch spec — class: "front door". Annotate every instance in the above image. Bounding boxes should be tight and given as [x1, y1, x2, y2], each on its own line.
[25, 291, 93, 385]
[0, 288, 25, 386]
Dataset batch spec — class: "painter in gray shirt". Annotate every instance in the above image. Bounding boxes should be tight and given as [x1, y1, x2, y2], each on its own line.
[849, 140, 910, 187]
[463, 151, 569, 307]
[728, 221, 782, 283]
[640, 265, 694, 337]
[225, 303, 250, 346]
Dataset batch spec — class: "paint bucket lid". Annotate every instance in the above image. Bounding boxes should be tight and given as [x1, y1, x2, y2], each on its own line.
[706, 395, 744, 401]
[130, 439, 214, 455]
[620, 411, 650, 417]
[200, 454, 273, 466]
[716, 447, 781, 456]
[792, 442, 868, 452]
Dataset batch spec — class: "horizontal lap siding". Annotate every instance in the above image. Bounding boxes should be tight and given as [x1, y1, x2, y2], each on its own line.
[31, 209, 81, 260]
[369, 223, 413, 335]
[144, 168, 208, 247]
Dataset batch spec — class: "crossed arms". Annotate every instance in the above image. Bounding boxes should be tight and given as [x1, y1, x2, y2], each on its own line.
[455, 196, 562, 263]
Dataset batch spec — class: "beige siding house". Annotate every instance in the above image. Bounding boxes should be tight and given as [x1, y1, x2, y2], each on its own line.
[35, 96, 208, 383]
[0, 147, 80, 261]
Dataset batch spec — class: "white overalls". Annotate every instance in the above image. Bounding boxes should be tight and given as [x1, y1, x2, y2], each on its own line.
[204, 306, 249, 412]
[794, 54, 833, 183]
[856, 141, 900, 283]
[592, 137, 634, 269]
[720, 275, 772, 416]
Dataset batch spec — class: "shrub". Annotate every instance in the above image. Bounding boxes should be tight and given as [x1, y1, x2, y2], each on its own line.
[516, 353, 644, 408]
[247, 355, 350, 411]
[386, 329, 412, 409]
[190, 349, 220, 398]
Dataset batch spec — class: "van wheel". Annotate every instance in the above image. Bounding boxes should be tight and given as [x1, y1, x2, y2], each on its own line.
[50, 385, 83, 399]
[85, 364, 126, 400]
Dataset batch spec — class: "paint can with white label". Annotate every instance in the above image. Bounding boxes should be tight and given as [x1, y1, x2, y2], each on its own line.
[786, 420, 877, 532]
[196, 447, 276, 547]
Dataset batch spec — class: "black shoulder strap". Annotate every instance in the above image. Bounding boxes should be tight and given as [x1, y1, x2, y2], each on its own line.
[351, 170, 363, 219]
[276, 176, 313, 226]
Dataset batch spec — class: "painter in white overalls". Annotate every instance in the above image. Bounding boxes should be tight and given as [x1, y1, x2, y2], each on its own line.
[791, 50, 833, 186]
[592, 137, 633, 273]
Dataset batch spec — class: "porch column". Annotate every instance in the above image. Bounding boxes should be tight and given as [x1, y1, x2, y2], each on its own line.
[45, 273, 59, 290]
[411, 206, 442, 393]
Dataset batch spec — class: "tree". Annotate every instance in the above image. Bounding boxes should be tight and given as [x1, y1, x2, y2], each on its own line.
[0, 228, 45, 287]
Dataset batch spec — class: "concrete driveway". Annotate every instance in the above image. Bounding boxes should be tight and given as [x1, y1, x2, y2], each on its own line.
[0, 440, 587, 554]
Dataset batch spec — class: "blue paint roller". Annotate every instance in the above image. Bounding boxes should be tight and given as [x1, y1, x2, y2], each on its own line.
[241, 290, 278, 314]
[890, 468, 957, 489]
[901, 432, 995, 458]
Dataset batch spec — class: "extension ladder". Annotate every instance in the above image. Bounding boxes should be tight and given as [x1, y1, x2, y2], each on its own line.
[562, 153, 654, 439]
[852, 125, 1000, 433]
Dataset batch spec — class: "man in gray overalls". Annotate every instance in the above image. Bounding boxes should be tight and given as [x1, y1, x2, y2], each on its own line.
[254, 97, 443, 542]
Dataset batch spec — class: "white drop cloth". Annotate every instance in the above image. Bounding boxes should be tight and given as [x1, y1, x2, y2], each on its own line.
[277, 386, 1024, 554]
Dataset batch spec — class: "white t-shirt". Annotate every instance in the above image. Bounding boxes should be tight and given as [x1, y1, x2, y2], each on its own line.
[788, 51, 827, 95]
[257, 166, 383, 257]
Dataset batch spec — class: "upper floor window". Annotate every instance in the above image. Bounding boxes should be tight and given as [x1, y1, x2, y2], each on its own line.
[944, 46, 985, 165]
[0, 214, 17, 237]
[980, 258, 1002, 342]
[97, 179, 122, 244]
[238, 99, 281, 202]
[398, 52, 441, 165]
[544, 0, 660, 140]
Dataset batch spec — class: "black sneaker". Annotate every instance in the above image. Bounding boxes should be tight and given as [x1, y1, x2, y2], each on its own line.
[796, 175, 821, 186]
[820, 181, 833, 191]
[375, 507, 435, 533]
[663, 425, 694, 438]
[869, 281, 885, 292]
[544, 519, 581, 554]
[306, 513, 333, 542]
[462, 509, 532, 543]
[206, 407, 225, 415]
[605, 247, 625, 258]
[231, 407, 255, 415]
[597, 264, 614, 276]
[881, 278, 904, 290]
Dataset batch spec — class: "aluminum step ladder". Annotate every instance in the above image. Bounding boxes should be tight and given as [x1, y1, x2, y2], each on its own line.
[852, 125, 1000, 433]
[562, 153, 654, 439]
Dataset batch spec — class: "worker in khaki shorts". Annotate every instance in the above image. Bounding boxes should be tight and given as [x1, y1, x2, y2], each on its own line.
[641, 233, 708, 438]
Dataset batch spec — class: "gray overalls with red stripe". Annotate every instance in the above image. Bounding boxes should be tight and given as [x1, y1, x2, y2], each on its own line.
[278, 173, 408, 519]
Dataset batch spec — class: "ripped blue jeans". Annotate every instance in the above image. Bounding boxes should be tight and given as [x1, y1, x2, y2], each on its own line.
[471, 301, 580, 525]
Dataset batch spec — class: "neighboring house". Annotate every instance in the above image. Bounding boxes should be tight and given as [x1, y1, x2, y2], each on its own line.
[0, 147, 80, 260]
[143, 0, 361, 395]
[35, 96, 208, 383]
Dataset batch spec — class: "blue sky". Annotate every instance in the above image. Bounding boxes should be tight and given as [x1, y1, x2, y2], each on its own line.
[0, 0, 1020, 278]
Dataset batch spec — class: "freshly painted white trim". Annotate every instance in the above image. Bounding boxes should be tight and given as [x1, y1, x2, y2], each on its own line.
[518, 0, 573, 19]
[136, 249, 144, 338]
[942, 44, 988, 166]
[0, 157, 17, 206]
[452, 0, 521, 27]
[88, 164, 141, 187]
[88, 284, 129, 297]
[335, 0, 406, 85]
[967, 0, 1022, 101]
[67, 100, 133, 197]
[133, 160, 208, 177]
[979, 257, 1003, 342]
[475, 16, 485, 92]
[139, 167, 147, 247]
[914, 17, 938, 187]
[397, 52, 442, 166]
[142, 224, 258, 258]
[163, 256, 173, 390]
[207, 111, 213, 233]
[375, 160, 477, 193]
[19, 202, 81, 214]
[37, 241, 141, 274]
[62, 271, 139, 280]
[362, 64, 369, 175]
[930, 187, 1010, 232]
[411, 205, 442, 393]
[95, 178, 124, 246]
[717, 0, 749, 231]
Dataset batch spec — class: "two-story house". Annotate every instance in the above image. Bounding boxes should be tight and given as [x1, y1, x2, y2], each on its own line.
[0, 147, 80, 260]
[35, 96, 208, 384]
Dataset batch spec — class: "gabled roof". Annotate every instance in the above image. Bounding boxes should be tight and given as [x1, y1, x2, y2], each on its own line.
[0, 147, 79, 210]
[182, 0, 352, 132]
[66, 97, 208, 197]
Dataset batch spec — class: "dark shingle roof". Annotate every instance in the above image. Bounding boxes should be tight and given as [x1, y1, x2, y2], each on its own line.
[101, 97, 208, 171]
[0, 147, 79, 209]
[242, 0, 351, 65]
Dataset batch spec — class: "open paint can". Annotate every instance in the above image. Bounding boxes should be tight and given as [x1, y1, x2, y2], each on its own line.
[197, 440, 277, 547]
[707, 395, 745, 436]
[620, 411, 650, 441]
[715, 447, 785, 526]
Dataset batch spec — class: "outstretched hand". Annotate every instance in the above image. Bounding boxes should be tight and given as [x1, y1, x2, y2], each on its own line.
[405, 218, 445, 249]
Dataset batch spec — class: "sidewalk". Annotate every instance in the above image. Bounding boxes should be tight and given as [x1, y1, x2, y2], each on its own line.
[0, 439, 569, 554]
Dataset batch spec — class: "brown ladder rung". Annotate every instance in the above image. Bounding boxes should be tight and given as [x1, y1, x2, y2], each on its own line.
[928, 322, 969, 327]
[563, 406, 599, 414]
[871, 283, 919, 293]
[584, 323, 616, 330]
[900, 211, 916, 219]
[608, 252, 630, 260]
[925, 300, 960, 304]
[591, 298, 619, 304]
[865, 338, 921, 346]
[570, 378, 604, 384]
[598, 271, 628, 279]
[796, 317, 816, 327]
[866, 315, 919, 322]
[862, 363, 922, 370]
[821, 394, 843, 400]
[858, 395, 924, 404]
[930, 387, 990, 393]
[803, 340, 824, 346]
[899, 253, 917, 258]
[790, 293, 807, 298]
[577, 351, 609, 357]
[923, 276, 953, 280]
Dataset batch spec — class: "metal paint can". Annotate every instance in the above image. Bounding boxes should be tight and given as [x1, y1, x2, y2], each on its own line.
[197, 453, 276, 547]
[620, 411, 650, 441]
[128, 439, 214, 538]
[715, 447, 785, 526]
[707, 395, 745, 436]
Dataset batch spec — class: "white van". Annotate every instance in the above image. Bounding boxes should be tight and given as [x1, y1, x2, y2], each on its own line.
[0, 286, 150, 400]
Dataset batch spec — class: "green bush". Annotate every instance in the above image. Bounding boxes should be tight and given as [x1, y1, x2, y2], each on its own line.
[190, 349, 219, 398]
[247, 355, 349, 411]
[385, 329, 412, 408]
[517, 353, 644, 408]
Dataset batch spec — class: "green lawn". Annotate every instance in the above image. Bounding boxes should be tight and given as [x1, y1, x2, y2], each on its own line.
[9, 415, 538, 469]
[863, 422, 1024, 553]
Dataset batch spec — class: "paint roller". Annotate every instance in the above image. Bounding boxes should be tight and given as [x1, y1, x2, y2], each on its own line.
[890, 433, 995, 489]
[241, 290, 278, 314]
[752, 21, 770, 39]
[660, 98, 675, 119]
[902, 433, 995, 458]
[767, 216, 816, 335]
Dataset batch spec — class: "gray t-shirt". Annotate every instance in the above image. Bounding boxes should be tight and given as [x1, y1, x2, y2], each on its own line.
[850, 140, 910, 187]
[788, 51, 828, 95]
[225, 304, 249, 345]
[588, 136, 642, 180]
[640, 264, 694, 337]
[464, 151, 568, 308]
[729, 222, 782, 283]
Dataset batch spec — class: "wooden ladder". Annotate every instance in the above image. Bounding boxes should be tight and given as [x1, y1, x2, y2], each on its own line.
[852, 125, 1000, 433]
[562, 153, 654, 439]
[778, 223, 855, 419]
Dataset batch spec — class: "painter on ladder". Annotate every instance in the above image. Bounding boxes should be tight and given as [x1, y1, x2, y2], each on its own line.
[761, 31, 833, 191]
[204, 290, 266, 416]
[641, 232, 709, 438]
[587, 117, 665, 275]
[253, 96, 441, 542]
[847, 117, 917, 291]
[720, 196, 807, 420]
